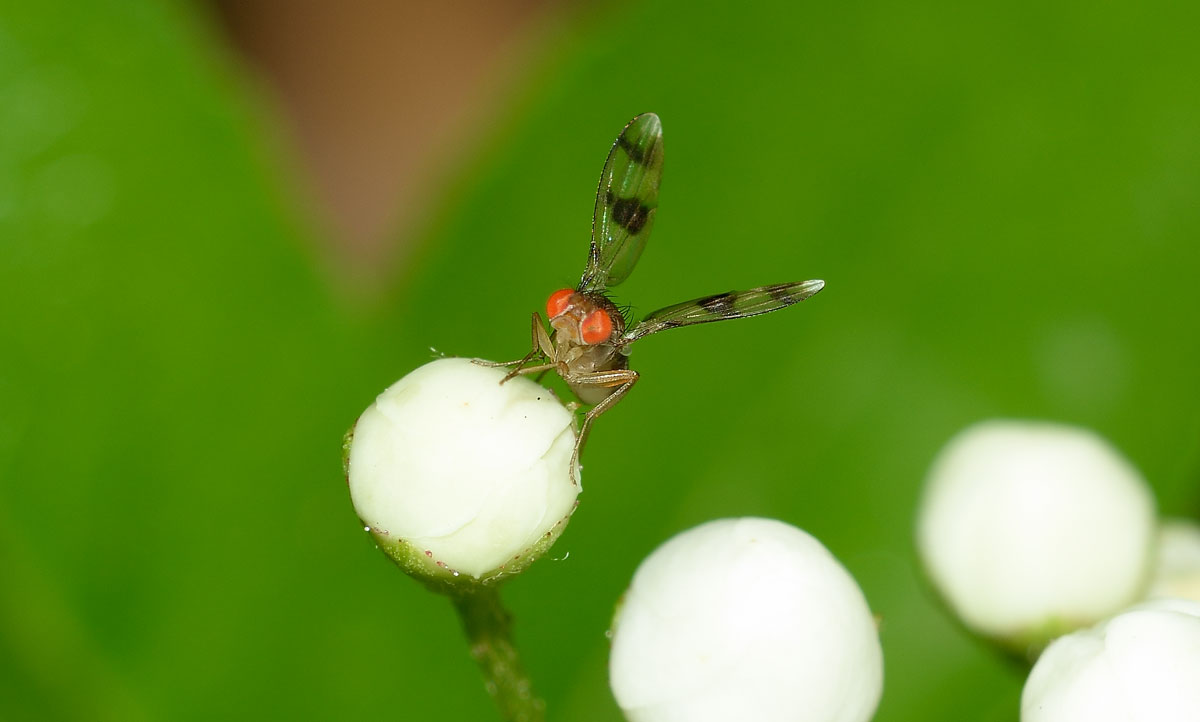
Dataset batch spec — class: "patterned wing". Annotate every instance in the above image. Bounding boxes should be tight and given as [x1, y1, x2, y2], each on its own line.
[622, 280, 825, 344]
[578, 113, 664, 293]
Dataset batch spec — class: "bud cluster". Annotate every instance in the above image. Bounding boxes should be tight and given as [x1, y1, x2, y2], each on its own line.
[916, 420, 1200, 721]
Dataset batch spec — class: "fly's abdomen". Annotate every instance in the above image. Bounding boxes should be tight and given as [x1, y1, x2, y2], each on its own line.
[573, 383, 619, 405]
[565, 345, 628, 406]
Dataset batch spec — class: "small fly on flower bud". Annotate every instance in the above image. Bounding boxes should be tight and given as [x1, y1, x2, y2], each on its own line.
[479, 113, 825, 476]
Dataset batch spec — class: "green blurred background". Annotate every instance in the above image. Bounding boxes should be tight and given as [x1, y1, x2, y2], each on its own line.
[2, 1, 1198, 720]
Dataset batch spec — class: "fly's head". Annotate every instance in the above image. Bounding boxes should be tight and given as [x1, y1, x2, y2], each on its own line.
[545, 289, 624, 347]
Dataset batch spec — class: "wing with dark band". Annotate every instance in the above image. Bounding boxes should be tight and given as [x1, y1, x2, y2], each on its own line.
[578, 113, 664, 293]
[622, 279, 825, 344]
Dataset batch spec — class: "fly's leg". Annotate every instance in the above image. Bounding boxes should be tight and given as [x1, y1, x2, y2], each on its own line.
[561, 369, 639, 486]
[534, 314, 554, 357]
[502, 362, 558, 380]
[473, 312, 556, 384]
[574, 369, 639, 452]
[498, 313, 557, 383]
[472, 313, 544, 368]
[473, 353, 536, 368]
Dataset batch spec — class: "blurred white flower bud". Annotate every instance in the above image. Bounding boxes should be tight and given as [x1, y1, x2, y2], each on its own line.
[916, 420, 1156, 649]
[609, 518, 883, 722]
[1021, 599, 1200, 722]
[346, 358, 580, 585]
[1147, 518, 1200, 603]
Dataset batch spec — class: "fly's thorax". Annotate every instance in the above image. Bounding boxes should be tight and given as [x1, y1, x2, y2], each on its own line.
[547, 290, 626, 346]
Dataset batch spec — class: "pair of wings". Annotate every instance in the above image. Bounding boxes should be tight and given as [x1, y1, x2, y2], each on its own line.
[578, 113, 824, 345]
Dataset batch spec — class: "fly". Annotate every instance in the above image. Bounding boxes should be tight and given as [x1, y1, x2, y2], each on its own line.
[480, 113, 824, 481]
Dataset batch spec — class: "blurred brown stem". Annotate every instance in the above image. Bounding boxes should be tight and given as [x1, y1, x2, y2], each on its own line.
[452, 587, 546, 722]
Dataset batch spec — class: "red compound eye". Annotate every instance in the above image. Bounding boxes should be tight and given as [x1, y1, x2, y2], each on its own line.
[546, 288, 574, 319]
[580, 309, 613, 345]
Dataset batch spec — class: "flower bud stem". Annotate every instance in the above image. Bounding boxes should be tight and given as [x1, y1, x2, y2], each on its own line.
[451, 587, 545, 722]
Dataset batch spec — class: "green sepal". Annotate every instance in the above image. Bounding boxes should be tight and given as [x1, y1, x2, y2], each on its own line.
[364, 503, 578, 596]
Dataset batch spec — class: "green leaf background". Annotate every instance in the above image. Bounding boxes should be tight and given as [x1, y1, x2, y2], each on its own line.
[2, 1, 1198, 720]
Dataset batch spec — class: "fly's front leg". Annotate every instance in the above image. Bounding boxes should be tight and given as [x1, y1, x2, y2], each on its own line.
[499, 312, 557, 383]
[473, 312, 555, 384]
[562, 369, 639, 485]
[534, 315, 554, 358]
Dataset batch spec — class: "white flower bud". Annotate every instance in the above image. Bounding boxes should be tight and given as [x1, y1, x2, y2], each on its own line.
[346, 358, 579, 584]
[916, 420, 1156, 649]
[1147, 518, 1200, 603]
[1021, 599, 1200, 722]
[609, 518, 883, 722]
